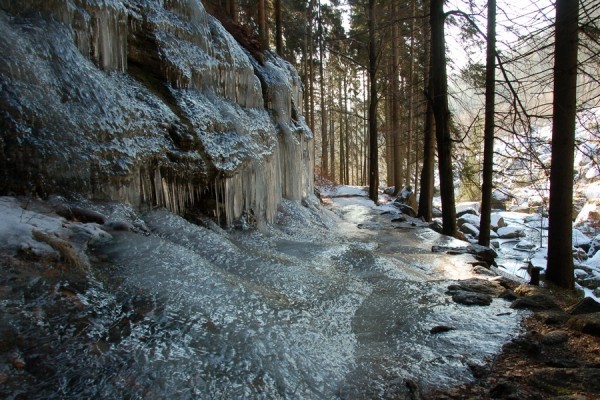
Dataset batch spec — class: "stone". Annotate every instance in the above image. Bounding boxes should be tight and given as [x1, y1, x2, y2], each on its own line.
[458, 213, 480, 228]
[528, 368, 600, 394]
[534, 310, 571, 325]
[499, 289, 517, 301]
[566, 297, 600, 315]
[451, 290, 493, 306]
[497, 226, 525, 238]
[473, 266, 497, 276]
[510, 294, 561, 311]
[489, 382, 519, 399]
[567, 312, 600, 337]
[447, 278, 505, 297]
[391, 216, 407, 223]
[430, 325, 455, 334]
[490, 213, 507, 230]
[541, 330, 569, 345]
[460, 222, 480, 238]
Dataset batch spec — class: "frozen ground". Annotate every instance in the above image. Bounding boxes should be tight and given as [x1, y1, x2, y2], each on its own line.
[0, 192, 524, 399]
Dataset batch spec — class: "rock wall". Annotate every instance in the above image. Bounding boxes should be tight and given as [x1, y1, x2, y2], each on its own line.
[0, 0, 313, 224]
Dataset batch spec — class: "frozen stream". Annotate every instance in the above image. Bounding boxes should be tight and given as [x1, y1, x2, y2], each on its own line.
[3, 194, 523, 399]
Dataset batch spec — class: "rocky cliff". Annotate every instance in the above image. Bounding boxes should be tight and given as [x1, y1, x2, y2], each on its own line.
[0, 0, 313, 225]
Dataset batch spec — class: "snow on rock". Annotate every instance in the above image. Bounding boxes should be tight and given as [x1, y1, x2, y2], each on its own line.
[497, 226, 526, 239]
[573, 229, 592, 248]
[458, 213, 480, 228]
[490, 213, 507, 231]
[575, 200, 600, 230]
[460, 223, 480, 238]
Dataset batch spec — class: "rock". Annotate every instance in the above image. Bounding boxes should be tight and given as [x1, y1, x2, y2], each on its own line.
[528, 368, 600, 394]
[395, 203, 417, 217]
[489, 382, 519, 399]
[456, 207, 480, 218]
[429, 220, 444, 233]
[515, 240, 536, 250]
[430, 325, 455, 334]
[567, 312, 600, 337]
[572, 229, 591, 249]
[541, 330, 569, 345]
[460, 222, 480, 237]
[451, 290, 493, 306]
[391, 216, 407, 223]
[490, 213, 507, 230]
[534, 310, 571, 325]
[579, 277, 600, 290]
[473, 266, 497, 276]
[491, 190, 509, 210]
[467, 361, 490, 379]
[497, 226, 525, 238]
[510, 294, 561, 311]
[458, 213, 480, 227]
[57, 206, 106, 224]
[499, 289, 517, 301]
[104, 220, 134, 231]
[490, 239, 500, 248]
[566, 297, 600, 315]
[447, 278, 505, 296]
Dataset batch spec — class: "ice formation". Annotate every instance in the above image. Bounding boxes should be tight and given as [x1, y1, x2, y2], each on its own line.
[0, 0, 313, 225]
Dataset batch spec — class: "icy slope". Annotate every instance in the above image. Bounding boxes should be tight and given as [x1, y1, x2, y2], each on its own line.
[0, 0, 312, 224]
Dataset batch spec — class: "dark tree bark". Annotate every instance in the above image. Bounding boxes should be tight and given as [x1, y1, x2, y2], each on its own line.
[275, 0, 283, 55]
[392, 1, 404, 194]
[257, 0, 268, 50]
[230, 0, 238, 23]
[318, 2, 328, 178]
[478, 0, 497, 247]
[418, 0, 435, 221]
[368, 0, 379, 202]
[430, 0, 456, 235]
[546, 0, 579, 289]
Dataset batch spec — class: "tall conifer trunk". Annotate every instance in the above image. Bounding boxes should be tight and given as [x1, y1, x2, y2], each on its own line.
[547, 0, 579, 289]
[430, 0, 456, 235]
[479, 0, 497, 247]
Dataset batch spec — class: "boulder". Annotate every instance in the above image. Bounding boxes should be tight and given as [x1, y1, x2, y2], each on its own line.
[490, 213, 507, 230]
[458, 213, 480, 228]
[491, 190, 509, 210]
[510, 294, 561, 311]
[497, 226, 526, 238]
[447, 278, 505, 297]
[541, 330, 569, 345]
[460, 223, 480, 238]
[567, 312, 600, 337]
[566, 297, 600, 315]
[451, 290, 493, 306]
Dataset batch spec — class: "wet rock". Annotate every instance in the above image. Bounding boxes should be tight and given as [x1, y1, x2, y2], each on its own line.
[430, 325, 455, 334]
[467, 361, 490, 379]
[473, 266, 497, 276]
[499, 289, 517, 301]
[108, 317, 131, 343]
[567, 312, 600, 337]
[392, 216, 407, 223]
[541, 330, 569, 345]
[528, 368, 600, 394]
[504, 336, 541, 355]
[451, 290, 493, 306]
[566, 297, 600, 315]
[456, 207, 479, 218]
[489, 381, 519, 399]
[104, 220, 134, 231]
[510, 294, 561, 311]
[57, 206, 106, 224]
[395, 204, 417, 217]
[447, 278, 505, 297]
[534, 310, 571, 325]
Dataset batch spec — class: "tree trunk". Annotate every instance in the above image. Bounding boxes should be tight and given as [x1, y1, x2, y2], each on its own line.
[368, 0, 378, 202]
[478, 0, 496, 247]
[275, 0, 283, 55]
[430, 0, 456, 235]
[392, 1, 403, 194]
[418, 0, 434, 221]
[230, 0, 238, 23]
[319, 3, 328, 178]
[546, 0, 579, 289]
[257, 0, 268, 50]
[344, 74, 350, 184]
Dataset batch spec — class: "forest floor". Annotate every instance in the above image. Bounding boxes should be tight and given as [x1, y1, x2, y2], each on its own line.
[425, 280, 600, 400]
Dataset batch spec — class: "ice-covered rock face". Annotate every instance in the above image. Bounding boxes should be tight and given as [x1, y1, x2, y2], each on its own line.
[0, 0, 312, 224]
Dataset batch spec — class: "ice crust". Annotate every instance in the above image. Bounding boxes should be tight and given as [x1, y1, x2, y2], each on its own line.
[0, 0, 312, 224]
